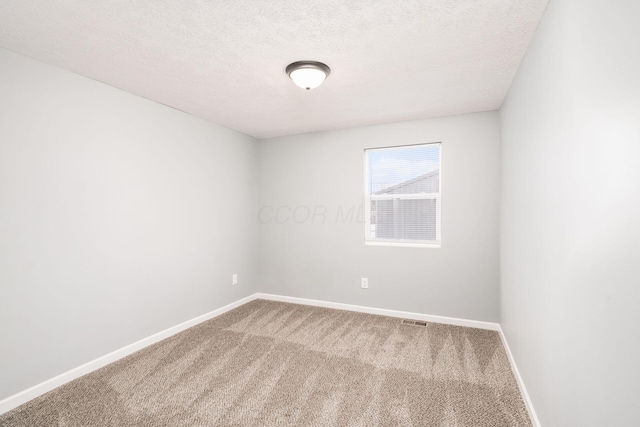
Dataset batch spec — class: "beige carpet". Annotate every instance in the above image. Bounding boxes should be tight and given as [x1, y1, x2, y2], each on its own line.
[0, 300, 531, 426]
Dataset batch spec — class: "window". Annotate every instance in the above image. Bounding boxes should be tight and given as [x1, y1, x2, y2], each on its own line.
[364, 143, 441, 247]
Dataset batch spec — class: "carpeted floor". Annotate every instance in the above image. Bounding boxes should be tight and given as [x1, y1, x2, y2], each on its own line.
[0, 300, 531, 426]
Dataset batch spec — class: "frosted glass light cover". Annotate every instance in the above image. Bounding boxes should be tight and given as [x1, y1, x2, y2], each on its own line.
[289, 68, 327, 90]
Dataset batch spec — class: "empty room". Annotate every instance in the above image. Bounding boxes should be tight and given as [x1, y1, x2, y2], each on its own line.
[1, 0, 638, 426]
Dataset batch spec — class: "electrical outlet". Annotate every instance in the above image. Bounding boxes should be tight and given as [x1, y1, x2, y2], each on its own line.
[232, 274, 238, 285]
[361, 278, 368, 289]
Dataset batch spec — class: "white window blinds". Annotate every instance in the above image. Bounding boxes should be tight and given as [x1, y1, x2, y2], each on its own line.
[365, 143, 441, 246]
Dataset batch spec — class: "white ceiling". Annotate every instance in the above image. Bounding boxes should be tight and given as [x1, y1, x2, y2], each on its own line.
[0, 0, 548, 139]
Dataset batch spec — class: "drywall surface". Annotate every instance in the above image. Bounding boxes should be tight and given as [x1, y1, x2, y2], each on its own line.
[258, 112, 500, 322]
[0, 0, 547, 138]
[500, 0, 640, 425]
[0, 48, 258, 400]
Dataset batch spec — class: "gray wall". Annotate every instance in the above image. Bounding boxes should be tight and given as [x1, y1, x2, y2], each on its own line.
[500, 0, 640, 425]
[258, 112, 500, 322]
[0, 48, 258, 400]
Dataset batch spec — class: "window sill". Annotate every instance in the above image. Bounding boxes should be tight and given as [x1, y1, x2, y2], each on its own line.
[365, 241, 441, 249]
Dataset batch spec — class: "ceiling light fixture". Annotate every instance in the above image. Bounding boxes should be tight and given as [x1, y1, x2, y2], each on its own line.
[286, 61, 331, 90]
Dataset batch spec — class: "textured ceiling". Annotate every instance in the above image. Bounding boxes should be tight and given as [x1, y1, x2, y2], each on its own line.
[0, 0, 548, 138]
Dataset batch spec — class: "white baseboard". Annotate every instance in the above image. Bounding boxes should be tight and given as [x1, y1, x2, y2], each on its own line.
[498, 326, 541, 427]
[0, 293, 257, 415]
[1, 292, 538, 427]
[255, 293, 501, 331]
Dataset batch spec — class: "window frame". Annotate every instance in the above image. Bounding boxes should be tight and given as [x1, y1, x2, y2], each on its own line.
[363, 142, 442, 248]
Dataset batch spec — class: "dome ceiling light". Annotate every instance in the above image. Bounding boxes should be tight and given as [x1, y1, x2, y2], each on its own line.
[286, 61, 331, 90]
